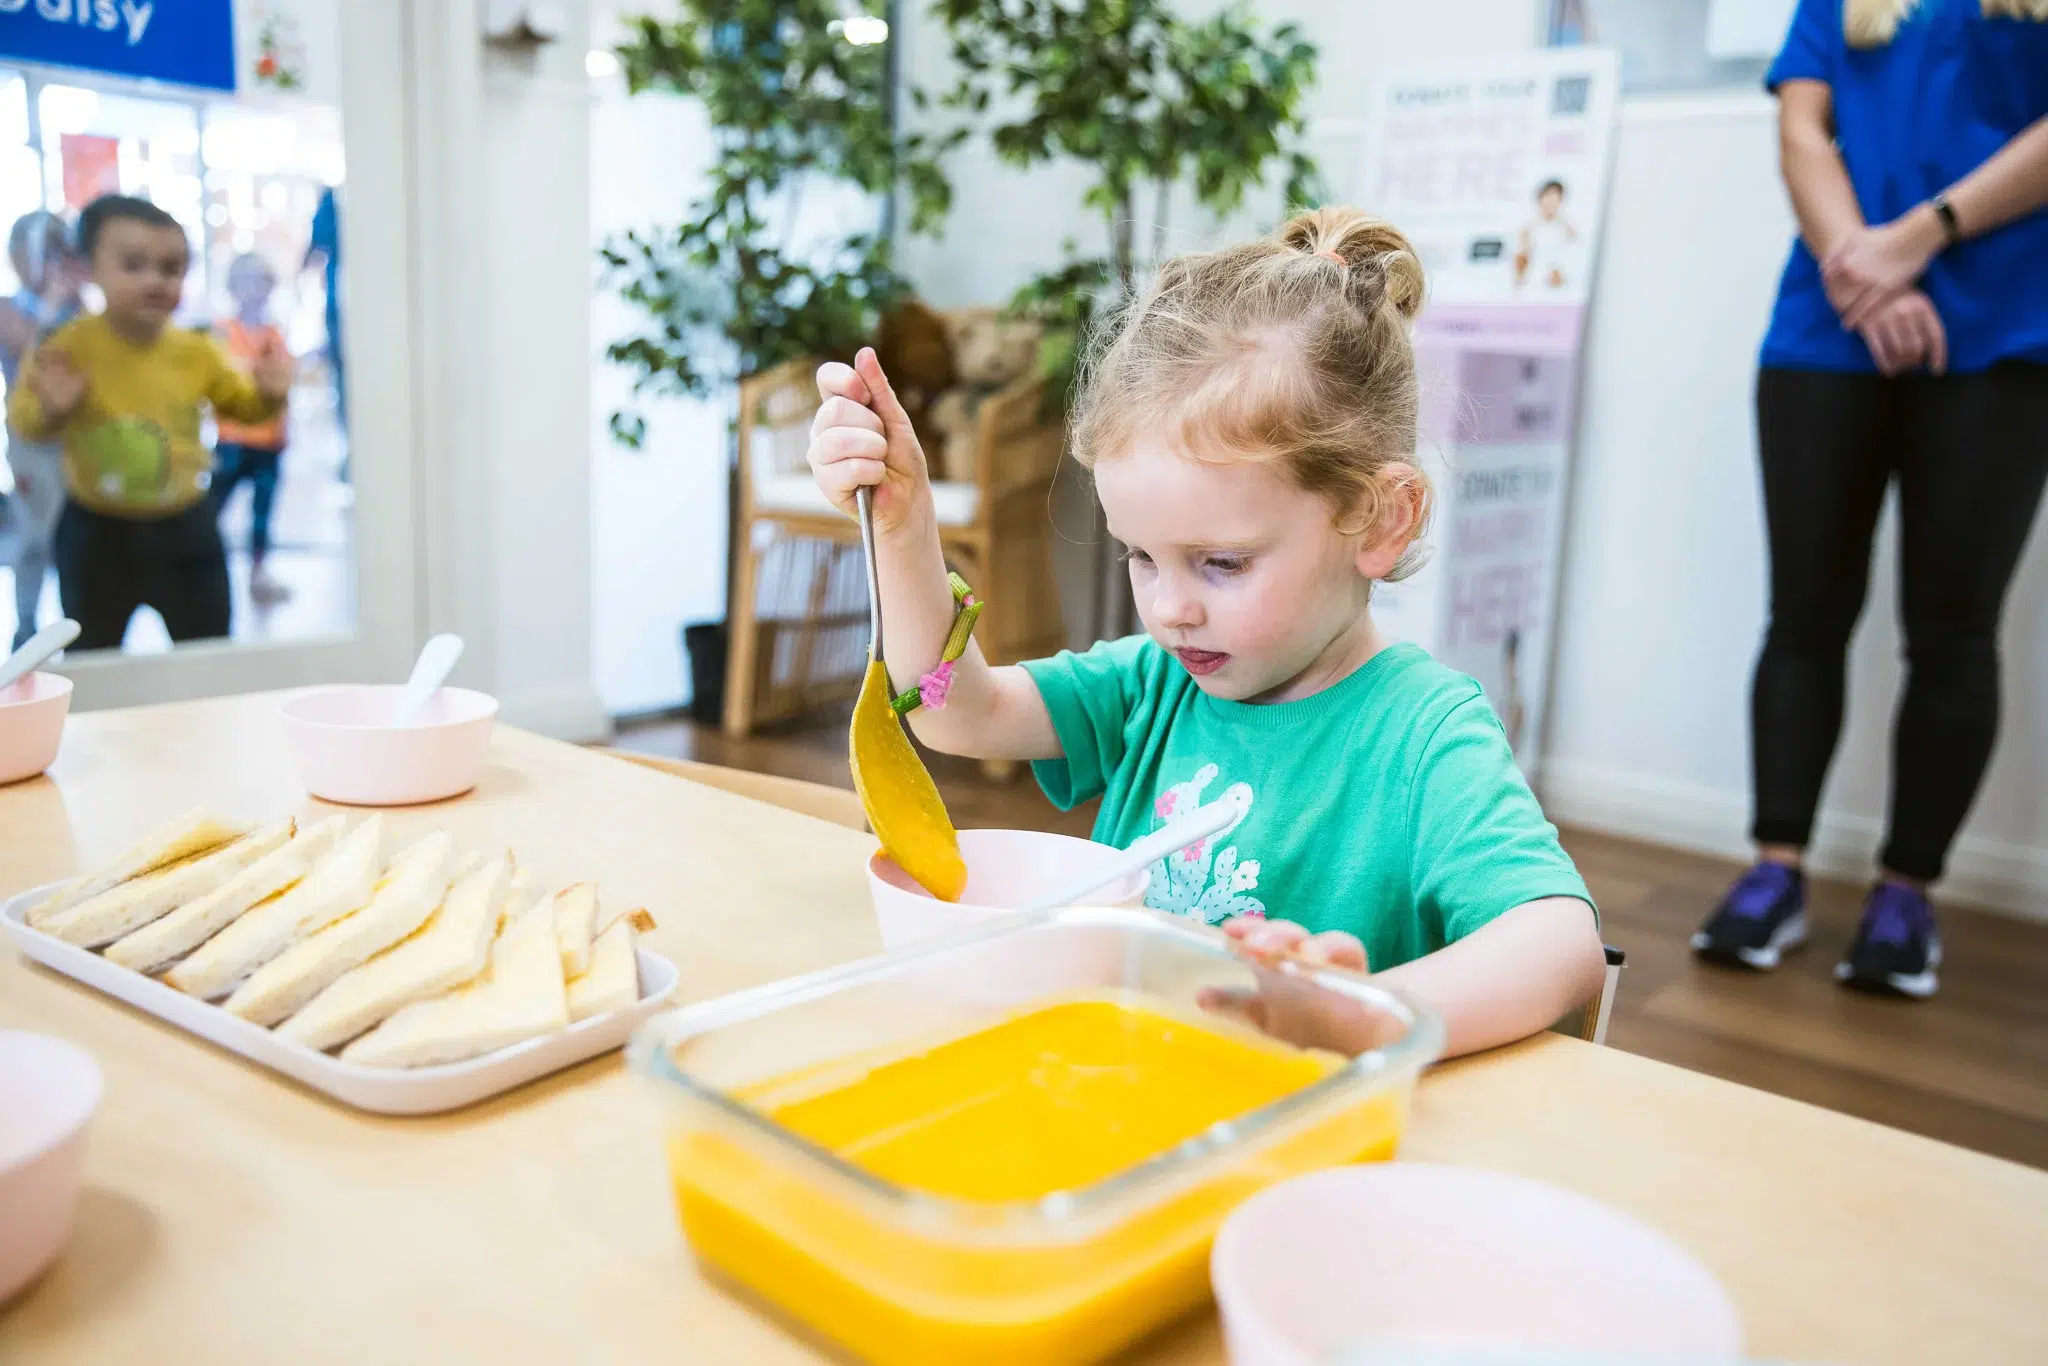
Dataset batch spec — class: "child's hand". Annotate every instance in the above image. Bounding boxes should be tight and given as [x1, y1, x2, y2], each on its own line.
[1221, 916, 1368, 970]
[253, 335, 296, 401]
[1200, 917, 1393, 1056]
[25, 346, 86, 421]
[810, 346, 932, 537]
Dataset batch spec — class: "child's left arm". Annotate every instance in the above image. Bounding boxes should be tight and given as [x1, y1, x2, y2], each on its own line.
[206, 333, 294, 423]
[1223, 902, 1605, 1058]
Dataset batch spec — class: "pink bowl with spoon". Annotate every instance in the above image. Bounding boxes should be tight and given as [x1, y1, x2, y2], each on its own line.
[0, 672, 72, 786]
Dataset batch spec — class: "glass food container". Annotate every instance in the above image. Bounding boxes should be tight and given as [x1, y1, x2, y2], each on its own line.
[629, 907, 1445, 1366]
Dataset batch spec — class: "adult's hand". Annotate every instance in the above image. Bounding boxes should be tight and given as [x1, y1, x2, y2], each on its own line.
[1857, 288, 1948, 377]
[1822, 207, 1945, 330]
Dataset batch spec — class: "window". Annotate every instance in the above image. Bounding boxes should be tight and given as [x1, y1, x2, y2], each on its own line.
[1547, 0, 1791, 94]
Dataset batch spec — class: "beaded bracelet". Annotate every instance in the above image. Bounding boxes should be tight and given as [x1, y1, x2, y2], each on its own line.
[888, 574, 983, 715]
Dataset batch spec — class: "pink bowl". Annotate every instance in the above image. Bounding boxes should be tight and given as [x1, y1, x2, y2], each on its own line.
[280, 684, 499, 807]
[0, 1031, 103, 1304]
[0, 671, 72, 786]
[1212, 1164, 1742, 1365]
[867, 827, 1150, 951]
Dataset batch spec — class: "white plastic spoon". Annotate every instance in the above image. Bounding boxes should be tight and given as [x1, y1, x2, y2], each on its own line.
[1025, 786, 1252, 912]
[391, 634, 465, 727]
[0, 618, 81, 693]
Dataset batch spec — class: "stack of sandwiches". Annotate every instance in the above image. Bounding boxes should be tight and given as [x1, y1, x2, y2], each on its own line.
[27, 809, 656, 1068]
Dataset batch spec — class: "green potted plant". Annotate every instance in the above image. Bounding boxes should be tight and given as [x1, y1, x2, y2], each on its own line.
[929, 0, 1323, 408]
[601, 1, 955, 721]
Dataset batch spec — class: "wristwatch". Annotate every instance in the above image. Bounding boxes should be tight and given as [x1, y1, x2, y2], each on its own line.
[1929, 192, 1962, 248]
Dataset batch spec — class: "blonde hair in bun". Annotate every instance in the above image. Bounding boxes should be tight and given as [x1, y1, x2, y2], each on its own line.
[1072, 206, 1434, 580]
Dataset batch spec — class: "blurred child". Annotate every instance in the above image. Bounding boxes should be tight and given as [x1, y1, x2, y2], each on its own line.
[211, 252, 293, 607]
[6, 195, 292, 650]
[809, 208, 1604, 1058]
[1, 210, 85, 651]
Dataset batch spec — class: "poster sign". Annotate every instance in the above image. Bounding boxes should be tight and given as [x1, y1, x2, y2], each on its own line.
[235, 0, 340, 105]
[0, 0, 239, 93]
[1359, 47, 1621, 777]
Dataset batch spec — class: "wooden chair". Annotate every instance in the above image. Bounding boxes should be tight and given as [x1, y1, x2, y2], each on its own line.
[1553, 945, 1627, 1045]
[722, 319, 1069, 743]
[596, 748, 868, 833]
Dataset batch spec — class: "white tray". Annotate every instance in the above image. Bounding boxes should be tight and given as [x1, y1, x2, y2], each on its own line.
[2, 881, 679, 1116]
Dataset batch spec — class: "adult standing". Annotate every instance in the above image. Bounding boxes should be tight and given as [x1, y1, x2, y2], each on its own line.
[304, 184, 346, 478]
[1691, 0, 2048, 997]
[1, 211, 84, 651]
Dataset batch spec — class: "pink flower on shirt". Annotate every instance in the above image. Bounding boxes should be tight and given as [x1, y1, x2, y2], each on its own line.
[1154, 791, 1178, 818]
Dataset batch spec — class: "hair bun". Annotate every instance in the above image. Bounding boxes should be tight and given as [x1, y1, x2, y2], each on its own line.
[1278, 206, 1426, 322]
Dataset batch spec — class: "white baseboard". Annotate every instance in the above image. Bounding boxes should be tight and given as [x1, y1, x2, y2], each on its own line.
[1537, 758, 2048, 921]
[497, 683, 615, 746]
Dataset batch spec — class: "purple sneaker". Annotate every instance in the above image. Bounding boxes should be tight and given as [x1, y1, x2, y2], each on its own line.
[1691, 862, 1808, 970]
[1835, 882, 1941, 999]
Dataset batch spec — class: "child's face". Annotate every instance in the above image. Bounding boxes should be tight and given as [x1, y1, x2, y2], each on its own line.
[1096, 442, 1386, 704]
[229, 262, 275, 314]
[93, 218, 188, 333]
[1537, 186, 1564, 219]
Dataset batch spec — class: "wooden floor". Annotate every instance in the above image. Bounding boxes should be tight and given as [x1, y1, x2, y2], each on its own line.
[611, 710, 2048, 1170]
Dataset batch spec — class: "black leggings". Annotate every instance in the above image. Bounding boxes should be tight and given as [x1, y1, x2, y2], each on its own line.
[1751, 363, 2048, 882]
[55, 500, 232, 651]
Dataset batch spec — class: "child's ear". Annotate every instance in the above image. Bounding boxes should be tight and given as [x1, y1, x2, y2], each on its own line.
[1352, 462, 1430, 581]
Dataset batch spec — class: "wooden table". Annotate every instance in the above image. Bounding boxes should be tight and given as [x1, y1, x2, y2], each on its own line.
[3, 696, 2045, 1365]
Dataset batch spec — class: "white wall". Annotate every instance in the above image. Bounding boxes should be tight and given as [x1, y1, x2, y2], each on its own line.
[588, 9, 729, 718]
[404, 2, 610, 743]
[896, 2, 2048, 913]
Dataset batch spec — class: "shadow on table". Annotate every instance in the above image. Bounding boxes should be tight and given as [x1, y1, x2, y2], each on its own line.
[13, 1186, 161, 1323]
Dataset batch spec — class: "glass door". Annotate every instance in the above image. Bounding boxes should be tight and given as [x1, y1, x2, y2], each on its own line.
[0, 0, 420, 708]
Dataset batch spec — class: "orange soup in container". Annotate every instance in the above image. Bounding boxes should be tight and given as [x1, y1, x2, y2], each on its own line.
[631, 908, 1443, 1366]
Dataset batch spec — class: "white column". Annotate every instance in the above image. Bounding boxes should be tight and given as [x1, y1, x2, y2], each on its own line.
[404, 0, 609, 742]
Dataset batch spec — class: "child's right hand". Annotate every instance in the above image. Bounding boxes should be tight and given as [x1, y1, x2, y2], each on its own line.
[25, 345, 86, 421]
[810, 347, 932, 537]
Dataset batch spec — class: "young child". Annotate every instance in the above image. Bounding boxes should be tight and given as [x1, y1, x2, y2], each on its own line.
[212, 252, 294, 607]
[1, 211, 85, 651]
[809, 207, 1605, 1057]
[6, 195, 292, 649]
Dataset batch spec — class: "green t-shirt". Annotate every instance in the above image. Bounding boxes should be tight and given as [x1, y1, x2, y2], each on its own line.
[1021, 637, 1594, 971]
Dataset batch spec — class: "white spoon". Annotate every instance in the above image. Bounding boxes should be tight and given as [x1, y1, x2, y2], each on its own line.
[391, 634, 465, 727]
[0, 618, 81, 693]
[1025, 787, 1252, 912]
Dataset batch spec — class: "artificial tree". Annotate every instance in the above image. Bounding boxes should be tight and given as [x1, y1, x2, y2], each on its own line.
[601, 0, 955, 443]
[600, 1, 956, 717]
[930, 0, 1323, 407]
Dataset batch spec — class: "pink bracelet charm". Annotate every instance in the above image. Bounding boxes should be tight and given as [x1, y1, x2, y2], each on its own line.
[918, 661, 956, 711]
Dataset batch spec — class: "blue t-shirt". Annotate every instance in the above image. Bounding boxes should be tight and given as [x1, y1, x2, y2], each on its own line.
[1760, 0, 2048, 374]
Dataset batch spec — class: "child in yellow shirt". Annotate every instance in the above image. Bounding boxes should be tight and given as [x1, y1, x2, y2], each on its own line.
[7, 195, 292, 649]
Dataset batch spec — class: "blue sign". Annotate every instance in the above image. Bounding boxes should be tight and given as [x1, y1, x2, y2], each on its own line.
[0, 1, 238, 94]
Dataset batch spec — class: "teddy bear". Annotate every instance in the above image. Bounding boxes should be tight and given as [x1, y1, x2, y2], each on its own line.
[873, 298, 955, 460]
[924, 311, 1042, 483]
